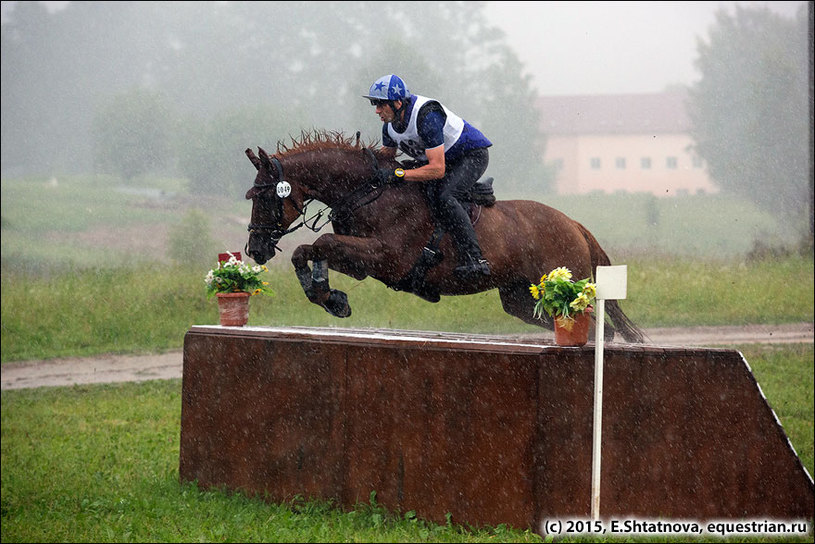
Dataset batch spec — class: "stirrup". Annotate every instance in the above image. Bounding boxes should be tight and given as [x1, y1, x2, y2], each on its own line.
[454, 258, 491, 277]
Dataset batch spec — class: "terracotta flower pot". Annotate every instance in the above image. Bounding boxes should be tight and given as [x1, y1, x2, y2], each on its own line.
[216, 292, 251, 327]
[553, 309, 592, 347]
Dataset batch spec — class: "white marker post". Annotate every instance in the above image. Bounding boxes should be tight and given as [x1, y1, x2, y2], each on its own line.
[591, 265, 628, 521]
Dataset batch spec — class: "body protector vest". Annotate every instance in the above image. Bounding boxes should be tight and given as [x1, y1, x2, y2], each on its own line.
[386, 95, 464, 161]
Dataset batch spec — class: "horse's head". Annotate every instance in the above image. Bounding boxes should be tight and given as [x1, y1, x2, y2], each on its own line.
[244, 131, 396, 264]
[244, 147, 305, 265]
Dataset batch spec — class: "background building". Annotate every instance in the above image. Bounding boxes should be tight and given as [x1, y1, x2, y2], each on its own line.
[538, 91, 718, 197]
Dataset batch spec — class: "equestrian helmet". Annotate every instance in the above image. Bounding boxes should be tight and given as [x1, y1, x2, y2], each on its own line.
[363, 74, 410, 102]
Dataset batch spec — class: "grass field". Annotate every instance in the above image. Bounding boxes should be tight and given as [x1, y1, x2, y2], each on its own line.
[1, 175, 813, 542]
[1, 253, 812, 363]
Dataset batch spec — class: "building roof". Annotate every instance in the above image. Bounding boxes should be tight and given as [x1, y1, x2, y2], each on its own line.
[537, 90, 691, 135]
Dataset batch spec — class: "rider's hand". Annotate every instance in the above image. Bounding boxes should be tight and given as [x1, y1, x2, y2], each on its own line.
[376, 168, 405, 185]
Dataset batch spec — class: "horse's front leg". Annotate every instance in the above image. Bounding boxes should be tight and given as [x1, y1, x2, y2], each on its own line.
[290, 250, 327, 302]
[291, 234, 387, 318]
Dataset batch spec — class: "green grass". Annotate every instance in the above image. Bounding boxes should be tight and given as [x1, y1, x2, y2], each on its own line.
[2, 346, 812, 543]
[537, 192, 802, 256]
[0, 175, 250, 268]
[743, 344, 815, 474]
[624, 254, 814, 327]
[1, 254, 812, 363]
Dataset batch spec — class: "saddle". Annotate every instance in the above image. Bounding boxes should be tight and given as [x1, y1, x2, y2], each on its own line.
[389, 176, 496, 302]
[399, 158, 496, 207]
[463, 176, 496, 208]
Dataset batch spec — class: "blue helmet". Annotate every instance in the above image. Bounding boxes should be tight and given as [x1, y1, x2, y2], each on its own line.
[363, 74, 410, 102]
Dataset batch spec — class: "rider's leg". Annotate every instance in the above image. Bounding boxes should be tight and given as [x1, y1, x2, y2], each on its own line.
[426, 148, 491, 277]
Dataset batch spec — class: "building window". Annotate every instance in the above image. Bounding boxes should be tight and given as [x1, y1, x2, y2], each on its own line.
[666, 157, 678, 169]
[615, 157, 626, 169]
[552, 158, 564, 171]
[692, 156, 703, 168]
[590, 157, 601, 169]
[641, 157, 652, 169]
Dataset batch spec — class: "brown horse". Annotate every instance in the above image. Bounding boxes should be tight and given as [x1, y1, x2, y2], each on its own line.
[244, 130, 644, 343]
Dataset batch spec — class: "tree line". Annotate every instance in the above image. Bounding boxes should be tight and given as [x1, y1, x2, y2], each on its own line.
[2, 2, 811, 238]
[1, 1, 543, 194]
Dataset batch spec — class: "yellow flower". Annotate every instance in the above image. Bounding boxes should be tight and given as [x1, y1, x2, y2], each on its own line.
[547, 267, 572, 282]
[529, 266, 595, 320]
[570, 292, 591, 312]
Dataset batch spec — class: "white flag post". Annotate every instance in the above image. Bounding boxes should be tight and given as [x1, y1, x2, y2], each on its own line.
[591, 265, 628, 521]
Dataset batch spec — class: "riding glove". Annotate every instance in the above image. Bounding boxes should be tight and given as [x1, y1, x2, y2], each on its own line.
[376, 168, 406, 185]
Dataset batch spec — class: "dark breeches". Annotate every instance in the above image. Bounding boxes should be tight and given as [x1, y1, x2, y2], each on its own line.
[425, 148, 489, 256]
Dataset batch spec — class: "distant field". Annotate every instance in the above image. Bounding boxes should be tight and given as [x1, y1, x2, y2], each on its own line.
[0, 175, 805, 271]
[538, 191, 801, 258]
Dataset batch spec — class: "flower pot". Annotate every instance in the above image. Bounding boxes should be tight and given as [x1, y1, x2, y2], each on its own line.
[554, 310, 592, 347]
[216, 292, 250, 327]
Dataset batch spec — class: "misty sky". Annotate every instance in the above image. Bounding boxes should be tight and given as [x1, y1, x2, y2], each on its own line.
[484, 0, 807, 95]
[2, 1, 807, 96]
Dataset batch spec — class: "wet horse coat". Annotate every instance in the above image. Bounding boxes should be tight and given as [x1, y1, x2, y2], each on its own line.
[244, 131, 644, 343]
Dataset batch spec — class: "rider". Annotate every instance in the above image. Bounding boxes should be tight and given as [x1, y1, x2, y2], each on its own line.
[364, 74, 493, 279]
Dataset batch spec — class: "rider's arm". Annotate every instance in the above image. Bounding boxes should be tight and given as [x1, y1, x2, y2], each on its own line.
[402, 105, 446, 182]
[404, 145, 445, 181]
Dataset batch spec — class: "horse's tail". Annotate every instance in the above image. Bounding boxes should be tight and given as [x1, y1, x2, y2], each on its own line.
[576, 222, 647, 344]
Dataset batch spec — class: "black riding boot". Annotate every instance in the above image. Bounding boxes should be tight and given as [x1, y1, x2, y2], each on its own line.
[454, 245, 491, 278]
[445, 205, 491, 279]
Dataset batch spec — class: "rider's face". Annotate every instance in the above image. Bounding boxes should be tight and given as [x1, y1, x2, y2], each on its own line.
[373, 100, 401, 123]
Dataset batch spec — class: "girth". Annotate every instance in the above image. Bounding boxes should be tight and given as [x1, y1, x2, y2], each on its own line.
[389, 225, 446, 303]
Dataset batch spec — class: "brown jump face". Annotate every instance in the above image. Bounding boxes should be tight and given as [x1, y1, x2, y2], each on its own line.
[180, 326, 814, 533]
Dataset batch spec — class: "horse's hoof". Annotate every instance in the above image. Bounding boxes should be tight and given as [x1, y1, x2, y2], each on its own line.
[323, 289, 352, 318]
[305, 280, 330, 304]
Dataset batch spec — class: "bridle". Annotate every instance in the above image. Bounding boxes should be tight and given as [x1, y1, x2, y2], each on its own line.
[246, 149, 385, 253]
[246, 156, 307, 253]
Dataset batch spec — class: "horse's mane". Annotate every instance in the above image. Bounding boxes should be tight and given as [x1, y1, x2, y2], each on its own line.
[275, 129, 386, 159]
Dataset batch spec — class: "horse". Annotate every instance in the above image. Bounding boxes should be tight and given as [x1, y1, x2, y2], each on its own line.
[244, 130, 645, 343]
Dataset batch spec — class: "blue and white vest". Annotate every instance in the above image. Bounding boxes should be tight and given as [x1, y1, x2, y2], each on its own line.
[386, 95, 465, 161]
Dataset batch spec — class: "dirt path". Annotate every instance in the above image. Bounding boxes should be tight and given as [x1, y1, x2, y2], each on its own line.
[2, 323, 812, 391]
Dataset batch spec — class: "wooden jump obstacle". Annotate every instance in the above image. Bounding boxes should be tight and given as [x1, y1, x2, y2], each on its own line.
[179, 326, 813, 533]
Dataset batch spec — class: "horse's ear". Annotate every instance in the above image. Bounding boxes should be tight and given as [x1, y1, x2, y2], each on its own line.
[245, 148, 261, 171]
[257, 146, 272, 169]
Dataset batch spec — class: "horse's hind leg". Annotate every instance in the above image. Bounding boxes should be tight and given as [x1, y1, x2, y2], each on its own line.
[498, 282, 553, 330]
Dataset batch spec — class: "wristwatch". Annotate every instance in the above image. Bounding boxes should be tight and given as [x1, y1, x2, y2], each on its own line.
[394, 168, 405, 180]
